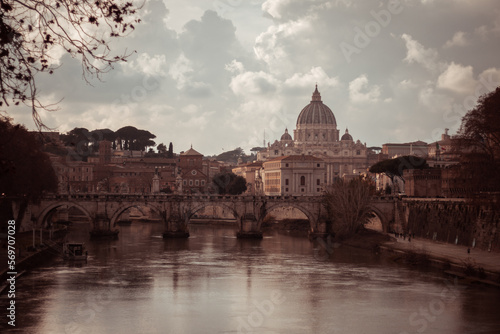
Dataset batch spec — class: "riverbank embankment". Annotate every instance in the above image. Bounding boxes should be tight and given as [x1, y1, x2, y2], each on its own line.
[341, 228, 500, 287]
[0, 228, 66, 286]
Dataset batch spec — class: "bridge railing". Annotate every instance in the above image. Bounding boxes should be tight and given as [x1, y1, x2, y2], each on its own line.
[41, 193, 328, 202]
[40, 193, 400, 203]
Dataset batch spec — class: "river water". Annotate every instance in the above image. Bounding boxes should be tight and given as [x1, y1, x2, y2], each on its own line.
[2, 221, 500, 334]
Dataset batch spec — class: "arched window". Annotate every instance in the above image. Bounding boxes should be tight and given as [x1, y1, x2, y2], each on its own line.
[300, 176, 306, 186]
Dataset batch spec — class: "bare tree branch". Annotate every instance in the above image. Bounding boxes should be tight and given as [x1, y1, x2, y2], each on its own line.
[0, 0, 142, 128]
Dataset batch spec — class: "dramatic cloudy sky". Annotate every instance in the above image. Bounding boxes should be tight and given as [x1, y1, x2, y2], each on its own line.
[8, 0, 500, 155]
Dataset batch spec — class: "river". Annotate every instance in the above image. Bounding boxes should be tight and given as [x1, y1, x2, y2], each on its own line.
[2, 221, 500, 333]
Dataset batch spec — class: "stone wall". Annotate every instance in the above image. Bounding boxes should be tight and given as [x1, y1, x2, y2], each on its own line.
[403, 199, 499, 251]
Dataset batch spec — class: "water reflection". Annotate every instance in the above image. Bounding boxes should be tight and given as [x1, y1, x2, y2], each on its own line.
[1, 221, 500, 333]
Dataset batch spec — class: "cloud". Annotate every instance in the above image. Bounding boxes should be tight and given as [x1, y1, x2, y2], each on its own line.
[168, 53, 194, 90]
[229, 71, 280, 96]
[443, 31, 469, 48]
[6, 0, 500, 156]
[401, 34, 439, 71]
[254, 17, 313, 74]
[284, 67, 339, 91]
[349, 74, 381, 103]
[437, 62, 476, 95]
[225, 60, 245, 74]
[125, 53, 168, 76]
[262, 0, 291, 19]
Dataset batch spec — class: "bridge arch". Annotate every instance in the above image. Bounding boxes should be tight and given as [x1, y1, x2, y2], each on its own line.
[109, 202, 165, 226]
[263, 202, 316, 230]
[187, 202, 239, 221]
[37, 201, 93, 228]
[366, 205, 389, 232]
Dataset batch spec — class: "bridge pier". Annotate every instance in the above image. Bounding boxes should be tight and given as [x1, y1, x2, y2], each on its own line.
[90, 214, 119, 238]
[93, 214, 111, 230]
[308, 218, 331, 239]
[163, 216, 190, 238]
[236, 214, 263, 239]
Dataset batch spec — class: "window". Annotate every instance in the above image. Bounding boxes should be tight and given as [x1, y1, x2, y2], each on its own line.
[183, 180, 187, 186]
[301, 188, 304, 192]
[285, 163, 289, 167]
[300, 176, 305, 186]
[285, 188, 288, 192]
[317, 188, 320, 192]
[317, 163, 320, 167]
[356, 150, 361, 155]
[274, 150, 279, 155]
[195, 180, 199, 186]
[285, 179, 289, 186]
[189, 180, 193, 186]
[201, 180, 205, 186]
[316, 179, 320, 185]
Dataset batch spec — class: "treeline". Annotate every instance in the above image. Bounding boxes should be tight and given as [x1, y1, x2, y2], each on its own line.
[210, 147, 256, 164]
[60, 126, 157, 152]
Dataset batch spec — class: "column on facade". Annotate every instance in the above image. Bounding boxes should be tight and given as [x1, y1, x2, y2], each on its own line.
[308, 171, 312, 193]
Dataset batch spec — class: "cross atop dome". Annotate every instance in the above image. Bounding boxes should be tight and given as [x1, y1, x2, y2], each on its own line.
[311, 84, 322, 102]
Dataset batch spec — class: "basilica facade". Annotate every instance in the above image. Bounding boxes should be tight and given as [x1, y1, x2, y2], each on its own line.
[257, 86, 371, 184]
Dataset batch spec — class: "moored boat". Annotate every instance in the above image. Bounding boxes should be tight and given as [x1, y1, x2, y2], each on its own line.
[63, 242, 88, 261]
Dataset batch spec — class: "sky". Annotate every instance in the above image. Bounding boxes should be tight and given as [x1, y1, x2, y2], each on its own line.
[7, 0, 500, 156]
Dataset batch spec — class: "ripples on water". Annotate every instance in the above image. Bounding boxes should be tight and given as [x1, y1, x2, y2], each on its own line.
[1, 221, 500, 333]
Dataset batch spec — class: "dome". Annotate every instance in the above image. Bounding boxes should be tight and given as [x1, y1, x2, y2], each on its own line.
[296, 85, 337, 127]
[280, 128, 293, 141]
[341, 128, 353, 141]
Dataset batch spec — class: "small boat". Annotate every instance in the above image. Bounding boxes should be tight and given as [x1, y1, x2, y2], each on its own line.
[63, 242, 88, 261]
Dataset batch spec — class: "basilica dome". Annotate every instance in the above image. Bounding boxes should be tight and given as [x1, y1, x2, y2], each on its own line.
[280, 128, 293, 141]
[296, 85, 337, 127]
[341, 128, 353, 141]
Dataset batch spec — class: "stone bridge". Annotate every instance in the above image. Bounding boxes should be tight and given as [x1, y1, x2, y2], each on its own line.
[20, 194, 400, 238]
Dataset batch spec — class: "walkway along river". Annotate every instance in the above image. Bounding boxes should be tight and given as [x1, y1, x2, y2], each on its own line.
[1, 221, 500, 333]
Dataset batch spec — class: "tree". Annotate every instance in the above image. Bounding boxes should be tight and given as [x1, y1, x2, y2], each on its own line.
[157, 143, 167, 155]
[212, 172, 247, 195]
[116, 126, 156, 151]
[0, 0, 140, 127]
[168, 142, 174, 158]
[90, 128, 117, 150]
[323, 177, 375, 239]
[369, 155, 428, 185]
[216, 147, 244, 163]
[0, 116, 58, 231]
[454, 87, 500, 193]
[60, 127, 94, 161]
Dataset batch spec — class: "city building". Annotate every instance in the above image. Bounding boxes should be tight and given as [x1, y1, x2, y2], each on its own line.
[261, 155, 326, 196]
[404, 169, 442, 197]
[381, 141, 428, 158]
[427, 129, 459, 168]
[232, 161, 263, 195]
[178, 146, 209, 194]
[257, 86, 371, 183]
